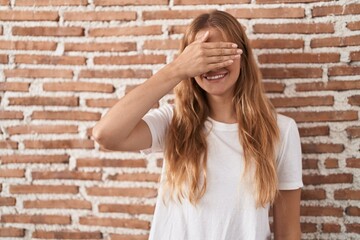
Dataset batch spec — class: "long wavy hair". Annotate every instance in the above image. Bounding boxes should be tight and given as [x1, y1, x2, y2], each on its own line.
[164, 10, 280, 208]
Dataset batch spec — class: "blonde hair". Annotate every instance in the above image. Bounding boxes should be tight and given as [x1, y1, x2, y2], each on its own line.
[164, 10, 280, 207]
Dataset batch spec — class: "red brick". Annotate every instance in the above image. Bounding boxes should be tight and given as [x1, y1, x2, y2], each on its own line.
[259, 53, 339, 64]
[0, 154, 69, 164]
[303, 159, 318, 169]
[0, 169, 24, 178]
[10, 185, 78, 194]
[0, 111, 23, 119]
[86, 187, 157, 198]
[263, 82, 285, 93]
[0, 40, 56, 50]
[322, 223, 341, 233]
[253, 23, 334, 34]
[350, 51, 360, 61]
[16, 0, 88, 6]
[311, 35, 360, 48]
[0, 54, 7, 63]
[312, 4, 360, 17]
[175, 0, 249, 4]
[4, 69, 73, 79]
[94, 0, 167, 5]
[24, 140, 94, 149]
[94, 55, 166, 65]
[302, 143, 344, 154]
[110, 234, 149, 240]
[346, 158, 360, 168]
[301, 206, 343, 217]
[228, 7, 304, 19]
[345, 206, 360, 216]
[24, 199, 92, 209]
[65, 42, 136, 52]
[33, 230, 102, 239]
[347, 21, 360, 31]
[1, 214, 71, 225]
[143, 10, 213, 20]
[0, 0, 7, 5]
[79, 216, 150, 229]
[303, 174, 353, 185]
[301, 223, 317, 233]
[296, 80, 360, 92]
[299, 126, 329, 137]
[270, 96, 333, 108]
[43, 82, 114, 92]
[86, 98, 118, 108]
[108, 172, 160, 182]
[89, 25, 162, 37]
[13, 26, 84, 36]
[79, 69, 151, 79]
[32, 170, 102, 181]
[0, 227, 25, 237]
[143, 39, 181, 50]
[15, 55, 86, 65]
[324, 158, 338, 169]
[346, 126, 360, 139]
[346, 224, 360, 233]
[329, 66, 360, 76]
[99, 203, 154, 214]
[7, 124, 78, 135]
[169, 25, 187, 35]
[0, 197, 16, 206]
[76, 158, 147, 168]
[31, 111, 101, 121]
[8, 96, 78, 106]
[334, 189, 360, 200]
[0, 141, 18, 149]
[0, 82, 29, 92]
[261, 67, 322, 79]
[64, 11, 136, 21]
[348, 95, 360, 106]
[280, 111, 358, 123]
[301, 189, 326, 200]
[250, 38, 304, 49]
[0, 11, 58, 21]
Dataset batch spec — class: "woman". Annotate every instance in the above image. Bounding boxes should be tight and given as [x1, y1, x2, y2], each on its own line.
[93, 10, 303, 240]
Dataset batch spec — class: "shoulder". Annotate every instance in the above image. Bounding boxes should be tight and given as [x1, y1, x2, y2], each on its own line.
[276, 113, 298, 137]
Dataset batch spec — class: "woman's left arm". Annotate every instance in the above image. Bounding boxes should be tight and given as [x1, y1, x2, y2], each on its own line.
[273, 188, 302, 240]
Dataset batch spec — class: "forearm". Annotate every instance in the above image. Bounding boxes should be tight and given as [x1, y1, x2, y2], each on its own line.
[92, 63, 182, 147]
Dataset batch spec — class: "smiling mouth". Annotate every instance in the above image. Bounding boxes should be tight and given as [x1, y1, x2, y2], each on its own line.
[203, 72, 228, 81]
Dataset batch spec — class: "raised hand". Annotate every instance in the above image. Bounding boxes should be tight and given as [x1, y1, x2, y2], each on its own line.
[171, 31, 242, 80]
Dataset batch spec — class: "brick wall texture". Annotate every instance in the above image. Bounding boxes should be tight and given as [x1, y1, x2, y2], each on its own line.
[0, 0, 359, 239]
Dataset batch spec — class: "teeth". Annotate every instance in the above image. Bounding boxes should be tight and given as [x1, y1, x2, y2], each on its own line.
[206, 74, 225, 80]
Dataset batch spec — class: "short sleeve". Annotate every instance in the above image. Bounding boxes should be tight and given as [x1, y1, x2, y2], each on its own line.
[141, 104, 174, 154]
[276, 118, 303, 190]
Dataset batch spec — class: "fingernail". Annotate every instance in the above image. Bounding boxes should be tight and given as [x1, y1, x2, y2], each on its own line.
[237, 49, 242, 53]
[232, 43, 238, 48]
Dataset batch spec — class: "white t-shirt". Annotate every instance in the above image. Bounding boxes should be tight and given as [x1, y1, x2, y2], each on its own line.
[143, 104, 303, 240]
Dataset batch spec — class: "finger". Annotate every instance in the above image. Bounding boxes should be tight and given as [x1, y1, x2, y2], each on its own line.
[194, 31, 209, 43]
[206, 54, 241, 64]
[207, 60, 235, 70]
[205, 48, 242, 57]
[203, 41, 238, 49]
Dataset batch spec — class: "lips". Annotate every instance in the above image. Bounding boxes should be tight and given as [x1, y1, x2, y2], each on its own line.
[202, 71, 228, 81]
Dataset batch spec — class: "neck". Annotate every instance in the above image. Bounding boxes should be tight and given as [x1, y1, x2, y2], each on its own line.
[207, 95, 237, 123]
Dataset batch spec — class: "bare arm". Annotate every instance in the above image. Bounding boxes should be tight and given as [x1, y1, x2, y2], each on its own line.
[92, 31, 242, 151]
[273, 188, 302, 240]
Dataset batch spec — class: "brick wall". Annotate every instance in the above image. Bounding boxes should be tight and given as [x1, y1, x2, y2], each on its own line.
[0, 0, 359, 239]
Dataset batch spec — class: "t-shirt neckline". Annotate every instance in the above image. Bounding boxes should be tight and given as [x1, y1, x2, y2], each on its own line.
[207, 117, 238, 131]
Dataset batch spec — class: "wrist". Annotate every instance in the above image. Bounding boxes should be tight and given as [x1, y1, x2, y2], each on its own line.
[163, 61, 186, 83]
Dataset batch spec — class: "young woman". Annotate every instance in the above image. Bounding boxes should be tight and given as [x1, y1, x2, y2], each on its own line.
[93, 10, 303, 240]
